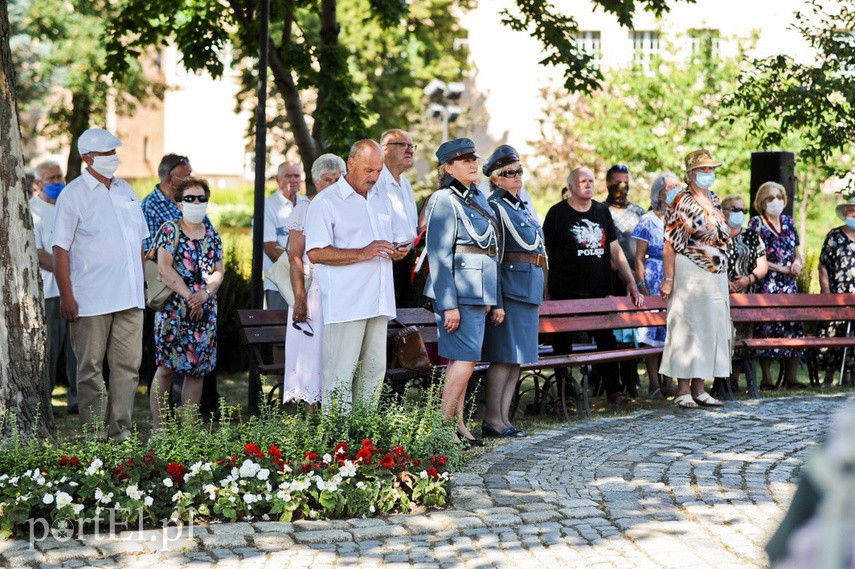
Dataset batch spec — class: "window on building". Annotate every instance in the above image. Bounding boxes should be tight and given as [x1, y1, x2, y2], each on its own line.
[632, 31, 660, 72]
[689, 29, 720, 62]
[575, 31, 601, 68]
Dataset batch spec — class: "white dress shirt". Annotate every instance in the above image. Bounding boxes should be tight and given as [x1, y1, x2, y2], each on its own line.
[376, 165, 418, 242]
[304, 177, 406, 324]
[52, 170, 149, 317]
[29, 196, 60, 298]
[262, 190, 308, 291]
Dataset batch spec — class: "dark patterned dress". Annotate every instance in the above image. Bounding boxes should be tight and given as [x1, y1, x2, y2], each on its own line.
[748, 215, 803, 357]
[818, 227, 855, 373]
[726, 229, 766, 340]
[154, 221, 223, 376]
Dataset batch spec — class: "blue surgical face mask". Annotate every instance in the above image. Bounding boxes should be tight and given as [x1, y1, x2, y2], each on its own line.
[728, 211, 745, 228]
[665, 188, 680, 205]
[846, 218, 855, 231]
[694, 171, 716, 189]
[43, 182, 65, 199]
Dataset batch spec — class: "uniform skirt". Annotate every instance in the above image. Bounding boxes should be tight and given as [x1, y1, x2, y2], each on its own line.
[482, 298, 539, 364]
[435, 304, 487, 362]
[659, 254, 732, 379]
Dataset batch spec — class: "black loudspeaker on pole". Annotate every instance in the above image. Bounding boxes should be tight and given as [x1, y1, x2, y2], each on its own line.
[749, 151, 797, 218]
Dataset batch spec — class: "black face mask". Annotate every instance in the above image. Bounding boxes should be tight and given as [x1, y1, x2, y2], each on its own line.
[606, 182, 629, 207]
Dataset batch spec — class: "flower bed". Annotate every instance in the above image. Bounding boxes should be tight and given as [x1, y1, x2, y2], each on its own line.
[0, 439, 450, 539]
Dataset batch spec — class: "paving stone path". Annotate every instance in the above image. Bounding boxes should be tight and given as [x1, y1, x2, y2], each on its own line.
[3, 394, 852, 568]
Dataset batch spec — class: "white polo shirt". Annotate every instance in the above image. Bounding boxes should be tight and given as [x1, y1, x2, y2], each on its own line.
[52, 170, 149, 317]
[262, 190, 307, 292]
[29, 195, 60, 299]
[376, 165, 418, 242]
[304, 177, 406, 324]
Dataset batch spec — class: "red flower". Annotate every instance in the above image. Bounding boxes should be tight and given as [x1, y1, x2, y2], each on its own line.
[113, 464, 130, 481]
[230, 455, 238, 466]
[379, 453, 395, 469]
[413, 459, 421, 467]
[391, 446, 405, 457]
[355, 448, 372, 462]
[272, 457, 285, 469]
[143, 453, 155, 465]
[334, 442, 349, 456]
[267, 444, 282, 459]
[304, 451, 319, 461]
[245, 443, 264, 458]
[426, 467, 439, 479]
[69, 457, 80, 466]
[166, 462, 188, 484]
[58, 456, 69, 467]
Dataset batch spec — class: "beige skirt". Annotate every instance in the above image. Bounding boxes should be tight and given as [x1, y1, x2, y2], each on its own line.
[659, 254, 732, 379]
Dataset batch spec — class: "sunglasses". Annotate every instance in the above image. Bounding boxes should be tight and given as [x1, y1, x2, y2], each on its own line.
[292, 320, 314, 337]
[611, 164, 629, 172]
[387, 142, 418, 150]
[181, 194, 209, 203]
[168, 156, 190, 175]
[499, 168, 524, 178]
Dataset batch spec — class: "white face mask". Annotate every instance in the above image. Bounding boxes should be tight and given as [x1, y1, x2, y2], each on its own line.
[182, 202, 208, 224]
[88, 154, 120, 179]
[766, 198, 785, 216]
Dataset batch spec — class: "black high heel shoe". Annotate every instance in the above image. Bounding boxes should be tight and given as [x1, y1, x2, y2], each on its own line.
[458, 430, 485, 447]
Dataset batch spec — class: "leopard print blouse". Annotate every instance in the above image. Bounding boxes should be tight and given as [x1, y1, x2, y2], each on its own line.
[665, 190, 731, 274]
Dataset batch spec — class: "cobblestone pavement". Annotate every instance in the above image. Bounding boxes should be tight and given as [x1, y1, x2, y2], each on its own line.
[4, 394, 852, 568]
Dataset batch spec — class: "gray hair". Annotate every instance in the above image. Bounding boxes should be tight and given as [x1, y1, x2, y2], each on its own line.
[276, 161, 301, 177]
[311, 153, 346, 181]
[34, 160, 62, 180]
[651, 171, 679, 210]
[566, 167, 593, 190]
[349, 139, 383, 160]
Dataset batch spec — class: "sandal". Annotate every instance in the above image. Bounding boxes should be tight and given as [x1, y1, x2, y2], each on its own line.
[693, 392, 723, 407]
[647, 387, 664, 400]
[674, 394, 698, 409]
[607, 393, 638, 407]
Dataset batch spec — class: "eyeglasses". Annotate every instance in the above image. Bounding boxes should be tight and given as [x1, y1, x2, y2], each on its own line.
[499, 168, 524, 178]
[292, 320, 314, 337]
[387, 142, 418, 150]
[181, 195, 209, 203]
[168, 156, 189, 175]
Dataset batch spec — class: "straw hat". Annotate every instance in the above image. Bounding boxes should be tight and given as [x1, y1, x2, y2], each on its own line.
[684, 149, 722, 172]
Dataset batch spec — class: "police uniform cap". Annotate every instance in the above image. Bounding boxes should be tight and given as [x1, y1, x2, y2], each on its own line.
[436, 138, 480, 164]
[482, 145, 520, 176]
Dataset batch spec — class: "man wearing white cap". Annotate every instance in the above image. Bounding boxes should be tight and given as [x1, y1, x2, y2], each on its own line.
[52, 127, 148, 442]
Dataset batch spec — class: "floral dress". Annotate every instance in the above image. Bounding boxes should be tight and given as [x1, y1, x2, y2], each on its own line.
[632, 210, 666, 346]
[154, 221, 222, 376]
[748, 215, 803, 357]
[818, 227, 855, 373]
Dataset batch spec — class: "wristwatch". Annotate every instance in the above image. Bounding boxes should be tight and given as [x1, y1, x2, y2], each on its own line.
[204, 287, 211, 295]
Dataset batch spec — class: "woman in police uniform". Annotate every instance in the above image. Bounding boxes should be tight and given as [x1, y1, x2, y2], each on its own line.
[424, 138, 500, 446]
[481, 146, 545, 438]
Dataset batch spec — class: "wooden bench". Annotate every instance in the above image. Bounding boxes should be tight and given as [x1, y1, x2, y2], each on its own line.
[730, 293, 855, 397]
[236, 309, 288, 414]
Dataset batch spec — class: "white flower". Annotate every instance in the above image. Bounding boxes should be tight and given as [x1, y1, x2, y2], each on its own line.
[203, 484, 217, 500]
[243, 493, 257, 504]
[42, 493, 54, 505]
[85, 459, 103, 476]
[356, 481, 365, 489]
[314, 476, 326, 491]
[36, 476, 46, 486]
[55, 491, 72, 508]
[9, 477, 19, 486]
[94, 488, 112, 503]
[322, 454, 332, 464]
[369, 505, 375, 513]
[280, 464, 292, 474]
[201, 462, 212, 472]
[144, 496, 154, 507]
[190, 461, 203, 473]
[163, 477, 174, 488]
[309, 509, 317, 519]
[256, 468, 270, 481]
[71, 503, 84, 515]
[126, 485, 142, 500]
[171, 491, 185, 503]
[420, 470, 428, 479]
[339, 461, 357, 478]
[239, 460, 260, 478]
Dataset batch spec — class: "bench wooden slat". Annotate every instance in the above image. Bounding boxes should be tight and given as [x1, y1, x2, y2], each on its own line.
[538, 297, 667, 316]
[732, 307, 855, 323]
[730, 293, 855, 308]
[240, 326, 287, 345]
[737, 337, 855, 350]
[540, 312, 667, 334]
[236, 309, 289, 327]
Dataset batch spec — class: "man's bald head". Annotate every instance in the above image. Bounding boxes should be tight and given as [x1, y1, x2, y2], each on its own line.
[345, 140, 385, 196]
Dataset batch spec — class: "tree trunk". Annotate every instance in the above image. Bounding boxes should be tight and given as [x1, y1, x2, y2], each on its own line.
[0, 1, 54, 442]
[65, 92, 91, 181]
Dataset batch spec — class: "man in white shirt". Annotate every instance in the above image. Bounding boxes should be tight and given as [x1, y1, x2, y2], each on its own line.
[30, 160, 77, 414]
[305, 140, 409, 410]
[53, 128, 148, 442]
[263, 161, 307, 310]
[377, 129, 420, 308]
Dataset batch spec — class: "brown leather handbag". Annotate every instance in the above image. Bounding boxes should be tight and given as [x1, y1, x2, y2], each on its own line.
[387, 320, 432, 370]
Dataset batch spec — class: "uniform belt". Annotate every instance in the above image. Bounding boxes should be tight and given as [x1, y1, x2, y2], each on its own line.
[503, 252, 546, 267]
[455, 244, 498, 257]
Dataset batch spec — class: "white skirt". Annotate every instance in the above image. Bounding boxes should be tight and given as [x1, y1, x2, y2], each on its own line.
[659, 254, 732, 379]
[283, 278, 324, 404]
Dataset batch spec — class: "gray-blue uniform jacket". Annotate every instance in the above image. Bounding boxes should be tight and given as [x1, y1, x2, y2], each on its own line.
[423, 178, 500, 311]
[489, 189, 546, 306]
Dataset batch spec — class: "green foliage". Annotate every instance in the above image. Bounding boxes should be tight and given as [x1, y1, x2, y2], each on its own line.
[725, 0, 855, 190]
